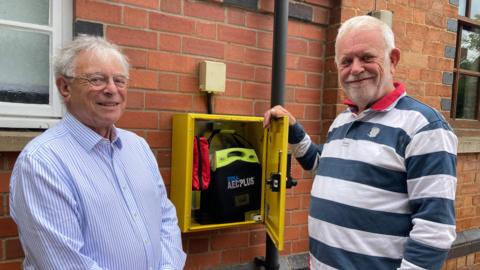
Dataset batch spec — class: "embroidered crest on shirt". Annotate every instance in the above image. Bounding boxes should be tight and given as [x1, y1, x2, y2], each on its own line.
[368, 127, 380, 138]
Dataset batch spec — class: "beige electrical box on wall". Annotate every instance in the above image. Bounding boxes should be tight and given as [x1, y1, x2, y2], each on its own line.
[199, 61, 226, 93]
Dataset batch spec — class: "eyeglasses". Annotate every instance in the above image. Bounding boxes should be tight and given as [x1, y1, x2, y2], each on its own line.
[64, 73, 129, 89]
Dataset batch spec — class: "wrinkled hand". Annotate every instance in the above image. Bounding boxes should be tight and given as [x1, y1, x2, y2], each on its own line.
[263, 105, 296, 128]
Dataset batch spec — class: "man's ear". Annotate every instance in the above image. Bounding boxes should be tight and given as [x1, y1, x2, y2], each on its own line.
[389, 48, 401, 73]
[56, 77, 71, 102]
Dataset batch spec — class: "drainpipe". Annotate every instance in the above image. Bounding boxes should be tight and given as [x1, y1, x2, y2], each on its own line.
[255, 0, 288, 269]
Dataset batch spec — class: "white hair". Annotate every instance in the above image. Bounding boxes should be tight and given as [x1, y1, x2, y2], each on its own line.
[54, 35, 129, 77]
[335, 15, 395, 64]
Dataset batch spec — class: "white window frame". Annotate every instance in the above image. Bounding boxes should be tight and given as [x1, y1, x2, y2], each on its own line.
[0, 0, 72, 129]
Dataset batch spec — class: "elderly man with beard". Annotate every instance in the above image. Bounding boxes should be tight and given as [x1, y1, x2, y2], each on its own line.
[10, 35, 186, 270]
[264, 15, 457, 269]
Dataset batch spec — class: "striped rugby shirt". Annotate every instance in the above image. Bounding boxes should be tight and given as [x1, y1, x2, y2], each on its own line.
[289, 83, 457, 269]
[10, 112, 186, 270]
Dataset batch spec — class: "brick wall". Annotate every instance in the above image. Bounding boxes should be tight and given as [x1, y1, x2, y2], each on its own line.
[0, 0, 331, 269]
[1, 0, 479, 269]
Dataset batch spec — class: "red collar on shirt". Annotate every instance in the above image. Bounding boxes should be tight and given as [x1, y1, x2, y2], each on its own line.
[343, 82, 405, 111]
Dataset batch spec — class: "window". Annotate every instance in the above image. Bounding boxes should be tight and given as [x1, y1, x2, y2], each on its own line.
[452, 0, 480, 121]
[0, 0, 72, 129]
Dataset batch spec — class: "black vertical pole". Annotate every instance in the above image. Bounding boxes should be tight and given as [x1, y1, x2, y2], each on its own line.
[267, 0, 288, 269]
[271, 0, 288, 108]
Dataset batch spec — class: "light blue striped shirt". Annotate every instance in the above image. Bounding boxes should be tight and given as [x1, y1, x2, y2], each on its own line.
[10, 112, 186, 270]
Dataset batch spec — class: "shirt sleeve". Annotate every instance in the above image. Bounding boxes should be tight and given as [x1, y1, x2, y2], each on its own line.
[399, 120, 458, 269]
[289, 122, 323, 171]
[141, 140, 186, 270]
[10, 153, 106, 270]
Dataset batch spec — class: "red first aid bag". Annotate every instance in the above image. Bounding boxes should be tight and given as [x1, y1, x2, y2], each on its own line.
[192, 136, 210, 190]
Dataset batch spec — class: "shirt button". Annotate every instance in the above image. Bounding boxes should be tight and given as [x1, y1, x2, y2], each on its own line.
[144, 239, 149, 244]
[122, 185, 127, 190]
[133, 213, 138, 218]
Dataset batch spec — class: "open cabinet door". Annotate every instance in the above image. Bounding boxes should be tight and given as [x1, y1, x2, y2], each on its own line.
[263, 116, 289, 250]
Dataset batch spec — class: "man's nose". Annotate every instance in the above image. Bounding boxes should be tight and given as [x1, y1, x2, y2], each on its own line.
[350, 58, 364, 75]
[104, 77, 118, 94]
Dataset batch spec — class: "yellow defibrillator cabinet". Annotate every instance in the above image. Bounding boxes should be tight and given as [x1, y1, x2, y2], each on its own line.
[170, 113, 288, 250]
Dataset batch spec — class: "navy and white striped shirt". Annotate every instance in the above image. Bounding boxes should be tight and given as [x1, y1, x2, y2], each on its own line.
[290, 83, 457, 269]
[10, 112, 186, 270]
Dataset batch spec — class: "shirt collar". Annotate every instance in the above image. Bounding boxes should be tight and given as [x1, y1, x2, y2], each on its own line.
[63, 112, 122, 151]
[343, 82, 406, 112]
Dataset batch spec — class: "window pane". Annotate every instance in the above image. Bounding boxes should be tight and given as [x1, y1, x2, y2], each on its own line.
[459, 0, 466, 16]
[456, 75, 479, 119]
[0, 26, 50, 104]
[0, 0, 49, 25]
[472, 0, 480, 20]
[459, 25, 480, 72]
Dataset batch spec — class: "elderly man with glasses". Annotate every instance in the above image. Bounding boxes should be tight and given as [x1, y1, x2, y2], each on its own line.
[10, 35, 186, 270]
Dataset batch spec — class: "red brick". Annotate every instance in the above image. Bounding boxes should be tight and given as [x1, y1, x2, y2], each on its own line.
[159, 33, 181, 53]
[123, 48, 147, 68]
[184, 1, 225, 22]
[5, 238, 24, 259]
[146, 131, 171, 148]
[218, 25, 256, 46]
[245, 48, 272, 66]
[185, 251, 221, 270]
[160, 0, 181, 14]
[129, 69, 158, 90]
[224, 80, 242, 97]
[156, 150, 171, 167]
[191, 95, 209, 113]
[158, 73, 178, 92]
[250, 230, 266, 246]
[148, 51, 196, 74]
[284, 226, 301, 241]
[226, 63, 255, 81]
[227, 9, 246, 26]
[215, 98, 254, 115]
[292, 238, 309, 253]
[258, 0, 274, 13]
[182, 37, 225, 59]
[211, 232, 249, 250]
[179, 76, 198, 93]
[0, 217, 18, 237]
[221, 246, 264, 265]
[124, 6, 148, 28]
[106, 26, 157, 49]
[305, 0, 333, 7]
[288, 21, 325, 40]
[145, 92, 193, 111]
[254, 101, 271, 117]
[0, 262, 21, 270]
[0, 172, 10, 193]
[195, 22, 216, 40]
[258, 32, 273, 49]
[159, 111, 175, 130]
[117, 0, 158, 9]
[285, 195, 301, 210]
[288, 38, 308, 55]
[150, 13, 195, 34]
[225, 44, 245, 62]
[291, 210, 309, 225]
[308, 73, 324, 88]
[117, 111, 158, 129]
[312, 6, 329, 25]
[298, 57, 323, 73]
[287, 55, 298, 69]
[254, 67, 271, 83]
[75, 0, 121, 24]
[286, 70, 306, 86]
[246, 13, 273, 31]
[243, 82, 270, 100]
[188, 237, 209, 253]
[126, 90, 144, 109]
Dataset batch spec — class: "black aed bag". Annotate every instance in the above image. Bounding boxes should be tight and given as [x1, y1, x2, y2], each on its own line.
[197, 131, 261, 224]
